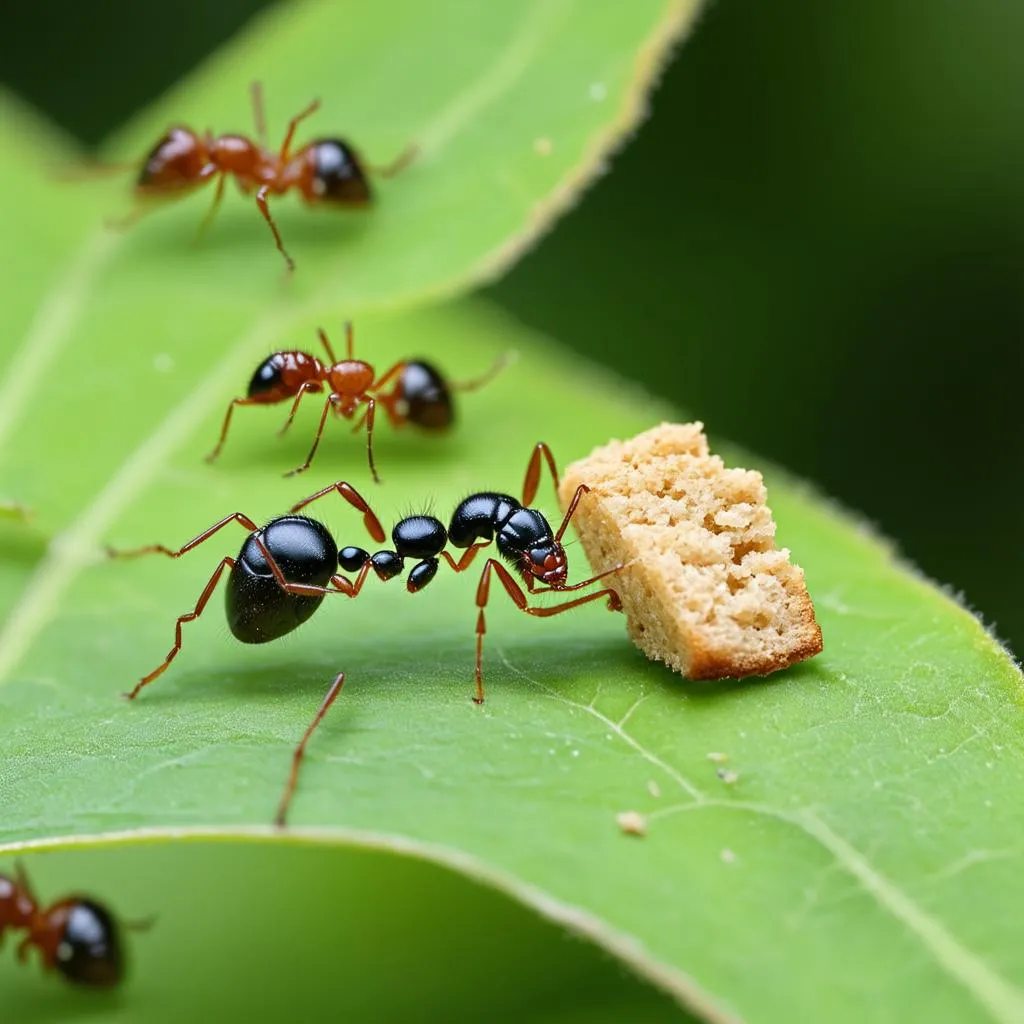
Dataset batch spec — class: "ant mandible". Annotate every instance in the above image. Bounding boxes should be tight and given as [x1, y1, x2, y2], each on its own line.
[204, 321, 508, 482]
[117, 82, 415, 270]
[107, 444, 622, 827]
[0, 862, 141, 988]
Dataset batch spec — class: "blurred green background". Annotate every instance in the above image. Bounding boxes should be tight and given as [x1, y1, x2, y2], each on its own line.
[2, 0, 1021, 658]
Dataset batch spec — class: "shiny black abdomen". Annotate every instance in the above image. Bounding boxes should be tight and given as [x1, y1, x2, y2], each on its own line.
[247, 353, 287, 397]
[55, 899, 123, 988]
[310, 139, 371, 203]
[399, 361, 454, 430]
[447, 492, 520, 548]
[226, 516, 337, 644]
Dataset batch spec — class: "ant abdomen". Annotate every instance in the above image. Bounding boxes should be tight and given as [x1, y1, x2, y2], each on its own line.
[398, 360, 455, 430]
[247, 351, 325, 400]
[305, 139, 371, 205]
[137, 127, 207, 189]
[47, 898, 124, 989]
[227, 516, 337, 643]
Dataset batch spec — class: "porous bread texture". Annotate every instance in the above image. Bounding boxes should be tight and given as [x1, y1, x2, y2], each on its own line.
[558, 423, 822, 679]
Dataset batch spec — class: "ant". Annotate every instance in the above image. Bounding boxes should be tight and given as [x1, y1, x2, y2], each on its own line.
[116, 82, 415, 270]
[204, 321, 508, 482]
[0, 862, 145, 988]
[107, 444, 623, 827]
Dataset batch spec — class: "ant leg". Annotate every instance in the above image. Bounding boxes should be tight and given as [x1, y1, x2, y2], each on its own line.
[438, 542, 491, 573]
[451, 352, 513, 393]
[105, 513, 260, 561]
[362, 398, 380, 484]
[346, 399, 382, 484]
[123, 556, 237, 700]
[289, 480, 386, 544]
[472, 559, 623, 704]
[553, 482, 591, 543]
[109, 164, 218, 230]
[105, 203, 156, 231]
[194, 172, 227, 244]
[284, 396, 334, 477]
[15, 934, 36, 966]
[369, 359, 406, 393]
[524, 560, 624, 596]
[472, 558, 529, 704]
[367, 143, 418, 178]
[521, 442, 561, 507]
[205, 397, 264, 463]
[274, 670, 345, 827]
[317, 327, 339, 364]
[255, 185, 295, 272]
[277, 381, 322, 437]
[250, 81, 268, 148]
[277, 97, 321, 166]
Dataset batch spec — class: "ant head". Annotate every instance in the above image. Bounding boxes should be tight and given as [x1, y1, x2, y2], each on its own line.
[524, 541, 567, 587]
[50, 898, 124, 988]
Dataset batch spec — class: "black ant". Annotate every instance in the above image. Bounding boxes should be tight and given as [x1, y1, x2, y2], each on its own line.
[113, 82, 415, 270]
[0, 862, 146, 989]
[204, 321, 508, 482]
[107, 444, 623, 827]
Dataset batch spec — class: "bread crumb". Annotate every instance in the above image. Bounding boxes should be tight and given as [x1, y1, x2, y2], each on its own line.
[706, 752, 728, 764]
[717, 768, 740, 785]
[616, 810, 647, 836]
[558, 423, 823, 679]
[533, 137, 553, 156]
[720, 848, 737, 864]
[647, 779, 661, 798]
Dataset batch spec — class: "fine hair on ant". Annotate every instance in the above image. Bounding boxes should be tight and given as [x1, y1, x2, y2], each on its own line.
[110, 82, 415, 270]
[204, 321, 509, 482]
[0, 862, 151, 989]
[107, 444, 623, 827]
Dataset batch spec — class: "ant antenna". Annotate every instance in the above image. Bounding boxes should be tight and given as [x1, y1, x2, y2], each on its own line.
[344, 320, 355, 359]
[451, 351, 516, 393]
[250, 81, 269, 148]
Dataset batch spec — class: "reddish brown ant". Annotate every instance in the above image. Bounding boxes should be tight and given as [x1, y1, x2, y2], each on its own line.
[113, 82, 415, 270]
[204, 321, 509, 482]
[0, 862, 149, 989]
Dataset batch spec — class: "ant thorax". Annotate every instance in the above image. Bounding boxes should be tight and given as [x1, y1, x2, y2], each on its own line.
[328, 360, 375, 398]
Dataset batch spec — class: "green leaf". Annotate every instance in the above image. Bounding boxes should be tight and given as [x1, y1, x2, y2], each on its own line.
[2, 4, 1022, 1021]
[2, 289, 1022, 1021]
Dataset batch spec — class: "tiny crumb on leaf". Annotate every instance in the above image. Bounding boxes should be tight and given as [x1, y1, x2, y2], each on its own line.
[617, 810, 647, 837]
[717, 768, 740, 785]
[647, 779, 661, 798]
[706, 752, 728, 763]
[533, 137, 553, 156]
[721, 848, 737, 864]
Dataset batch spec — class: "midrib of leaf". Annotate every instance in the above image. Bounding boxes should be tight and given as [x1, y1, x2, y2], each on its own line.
[0, 229, 116, 450]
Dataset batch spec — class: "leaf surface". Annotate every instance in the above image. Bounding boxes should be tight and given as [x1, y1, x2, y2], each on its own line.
[1, 292, 1022, 1022]
[2, 4, 1023, 1021]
